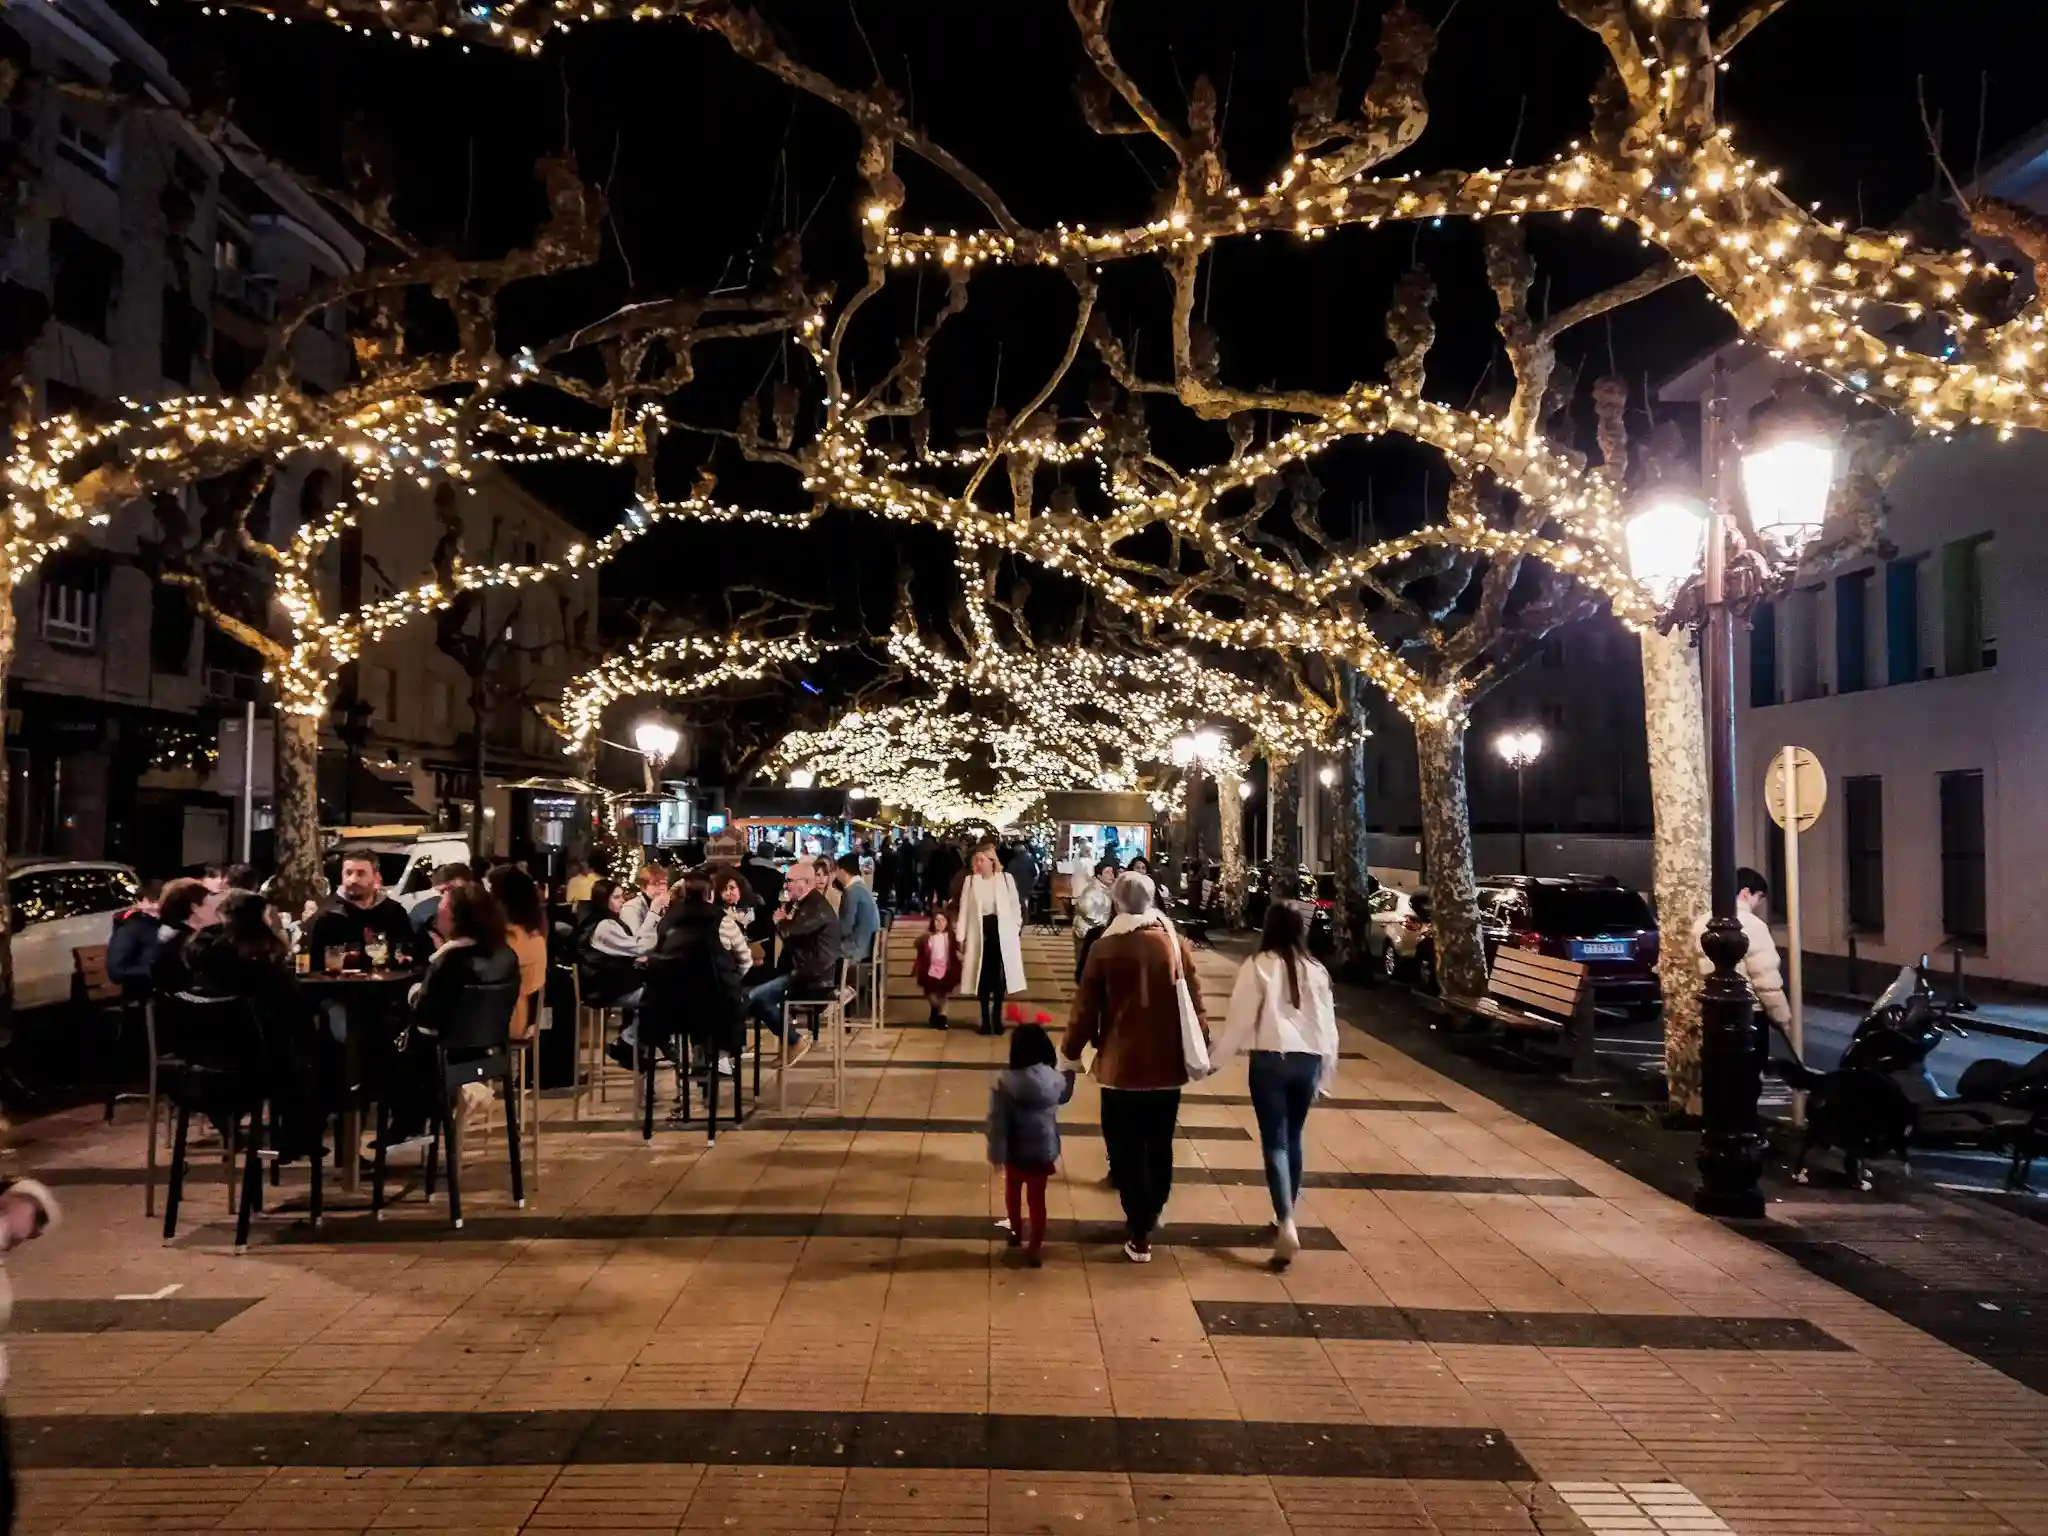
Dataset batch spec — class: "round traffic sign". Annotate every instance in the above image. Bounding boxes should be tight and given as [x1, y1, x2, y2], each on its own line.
[1765, 746, 1826, 832]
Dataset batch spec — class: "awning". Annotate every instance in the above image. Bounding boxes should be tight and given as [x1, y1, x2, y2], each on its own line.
[1043, 791, 1157, 826]
[318, 754, 430, 825]
[732, 787, 852, 821]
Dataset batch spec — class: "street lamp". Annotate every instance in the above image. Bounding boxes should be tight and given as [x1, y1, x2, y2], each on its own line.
[786, 768, 816, 789]
[1316, 763, 1339, 788]
[1624, 369, 1837, 1219]
[1238, 779, 1255, 800]
[1169, 728, 1228, 914]
[1493, 728, 1545, 876]
[633, 718, 680, 793]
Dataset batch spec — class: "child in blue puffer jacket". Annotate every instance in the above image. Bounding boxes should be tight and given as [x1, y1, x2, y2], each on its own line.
[987, 1021, 1076, 1266]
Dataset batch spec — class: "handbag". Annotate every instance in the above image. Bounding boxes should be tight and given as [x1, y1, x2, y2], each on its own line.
[1165, 931, 1213, 1082]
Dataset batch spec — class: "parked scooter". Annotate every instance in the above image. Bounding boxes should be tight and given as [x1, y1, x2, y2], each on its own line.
[1772, 959, 2047, 1190]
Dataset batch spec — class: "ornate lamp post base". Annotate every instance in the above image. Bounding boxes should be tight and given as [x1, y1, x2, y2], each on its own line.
[1693, 914, 1767, 1218]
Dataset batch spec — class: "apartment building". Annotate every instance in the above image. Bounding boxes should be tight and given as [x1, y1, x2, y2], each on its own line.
[2, 0, 359, 869]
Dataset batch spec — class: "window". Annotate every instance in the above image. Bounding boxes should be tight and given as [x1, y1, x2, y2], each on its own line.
[161, 291, 207, 386]
[1844, 776, 1884, 935]
[1784, 586, 1821, 700]
[1833, 570, 1869, 694]
[212, 332, 261, 391]
[56, 115, 118, 181]
[428, 679, 453, 729]
[1938, 770, 1987, 945]
[149, 585, 195, 675]
[1942, 535, 1994, 676]
[1748, 602, 1778, 707]
[8, 867, 138, 929]
[49, 220, 122, 341]
[1884, 559, 1919, 686]
[39, 563, 101, 650]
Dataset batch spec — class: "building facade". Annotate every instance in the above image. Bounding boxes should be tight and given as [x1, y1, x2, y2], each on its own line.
[2, 0, 359, 871]
[345, 471, 600, 867]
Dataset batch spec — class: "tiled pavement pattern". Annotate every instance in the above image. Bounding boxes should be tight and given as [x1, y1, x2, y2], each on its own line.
[0, 923, 2045, 1532]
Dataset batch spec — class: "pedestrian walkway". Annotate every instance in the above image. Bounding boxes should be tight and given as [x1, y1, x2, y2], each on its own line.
[2, 920, 2046, 1532]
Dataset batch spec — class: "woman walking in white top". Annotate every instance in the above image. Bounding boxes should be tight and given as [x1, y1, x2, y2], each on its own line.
[1212, 901, 1340, 1267]
[956, 843, 1028, 1035]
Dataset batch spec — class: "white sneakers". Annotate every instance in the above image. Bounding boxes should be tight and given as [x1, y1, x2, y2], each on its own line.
[1272, 1218, 1301, 1267]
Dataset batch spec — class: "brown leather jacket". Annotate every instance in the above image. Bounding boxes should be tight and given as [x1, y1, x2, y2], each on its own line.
[1062, 923, 1207, 1090]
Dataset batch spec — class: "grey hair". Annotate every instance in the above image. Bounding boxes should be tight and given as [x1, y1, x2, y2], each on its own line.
[1111, 872, 1156, 915]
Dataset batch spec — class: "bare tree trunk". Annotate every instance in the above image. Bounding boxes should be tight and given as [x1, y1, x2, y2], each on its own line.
[470, 677, 489, 865]
[0, 568, 16, 1019]
[1414, 713, 1485, 998]
[1642, 626, 1710, 1116]
[1332, 665, 1375, 972]
[1270, 757, 1301, 876]
[1216, 766, 1246, 927]
[273, 711, 322, 910]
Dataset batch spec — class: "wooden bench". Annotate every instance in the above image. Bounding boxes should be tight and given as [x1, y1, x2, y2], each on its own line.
[1455, 948, 1602, 1079]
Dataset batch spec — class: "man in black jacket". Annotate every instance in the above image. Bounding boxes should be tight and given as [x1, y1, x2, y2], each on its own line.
[743, 861, 840, 1048]
[306, 855, 424, 968]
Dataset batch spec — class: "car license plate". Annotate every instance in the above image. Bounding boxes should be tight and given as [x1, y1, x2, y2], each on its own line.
[1572, 939, 1632, 960]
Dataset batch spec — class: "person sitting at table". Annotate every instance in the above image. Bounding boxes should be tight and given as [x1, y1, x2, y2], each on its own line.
[617, 864, 669, 941]
[409, 881, 523, 1139]
[486, 865, 548, 1043]
[107, 878, 165, 1003]
[184, 892, 328, 1161]
[150, 877, 215, 997]
[742, 859, 840, 1053]
[644, 874, 746, 1103]
[409, 863, 474, 939]
[306, 854, 424, 970]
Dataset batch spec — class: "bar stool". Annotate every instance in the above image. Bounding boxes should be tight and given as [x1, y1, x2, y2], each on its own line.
[778, 961, 848, 1112]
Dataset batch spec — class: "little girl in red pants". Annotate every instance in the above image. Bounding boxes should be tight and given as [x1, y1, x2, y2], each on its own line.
[986, 1022, 1076, 1266]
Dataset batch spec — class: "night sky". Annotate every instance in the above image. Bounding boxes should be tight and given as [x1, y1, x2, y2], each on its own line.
[141, 0, 2048, 634]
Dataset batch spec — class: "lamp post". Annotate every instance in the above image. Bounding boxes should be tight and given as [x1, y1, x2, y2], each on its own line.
[1493, 728, 1545, 876]
[633, 719, 680, 795]
[1624, 368, 1836, 1219]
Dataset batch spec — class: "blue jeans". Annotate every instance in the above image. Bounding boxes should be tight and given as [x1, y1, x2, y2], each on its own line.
[1248, 1051, 1321, 1221]
[745, 975, 834, 1044]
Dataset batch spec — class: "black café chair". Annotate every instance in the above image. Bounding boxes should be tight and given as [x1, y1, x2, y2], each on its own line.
[373, 979, 522, 1230]
[157, 992, 321, 1251]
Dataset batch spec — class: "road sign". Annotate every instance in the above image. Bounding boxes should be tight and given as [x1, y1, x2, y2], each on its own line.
[1765, 746, 1826, 832]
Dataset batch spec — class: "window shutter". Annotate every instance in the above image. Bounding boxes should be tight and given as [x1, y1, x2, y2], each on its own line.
[1884, 560, 1918, 685]
[1834, 572, 1867, 694]
[1748, 602, 1777, 707]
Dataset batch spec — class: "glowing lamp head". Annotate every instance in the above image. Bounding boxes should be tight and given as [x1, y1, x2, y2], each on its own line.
[1494, 729, 1545, 770]
[1624, 489, 1709, 609]
[633, 720, 681, 763]
[1237, 779, 1255, 801]
[1740, 396, 1839, 562]
[1170, 733, 1197, 767]
[1317, 763, 1339, 787]
[1193, 728, 1224, 760]
[786, 769, 817, 789]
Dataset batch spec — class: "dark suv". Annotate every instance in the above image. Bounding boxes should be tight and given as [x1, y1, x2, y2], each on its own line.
[1477, 875, 1662, 1018]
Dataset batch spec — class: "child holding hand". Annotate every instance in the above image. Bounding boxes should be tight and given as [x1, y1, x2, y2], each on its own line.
[987, 1021, 1075, 1267]
[913, 909, 962, 1028]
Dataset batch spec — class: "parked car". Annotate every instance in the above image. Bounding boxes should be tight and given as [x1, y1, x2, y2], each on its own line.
[1476, 874, 1662, 1016]
[1368, 886, 1434, 987]
[8, 860, 142, 1010]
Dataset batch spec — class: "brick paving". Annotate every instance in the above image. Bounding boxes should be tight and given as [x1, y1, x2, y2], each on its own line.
[0, 923, 2043, 1533]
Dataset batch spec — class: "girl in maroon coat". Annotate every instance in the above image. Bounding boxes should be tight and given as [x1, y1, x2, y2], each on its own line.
[913, 909, 964, 1027]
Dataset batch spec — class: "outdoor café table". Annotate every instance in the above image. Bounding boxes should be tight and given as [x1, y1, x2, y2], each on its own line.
[301, 968, 422, 1193]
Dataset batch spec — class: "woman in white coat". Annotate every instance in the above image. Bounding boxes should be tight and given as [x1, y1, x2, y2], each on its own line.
[956, 843, 1028, 1035]
[1210, 901, 1339, 1268]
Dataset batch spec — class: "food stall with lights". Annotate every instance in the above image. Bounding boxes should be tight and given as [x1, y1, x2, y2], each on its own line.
[729, 786, 858, 859]
[1044, 790, 1161, 904]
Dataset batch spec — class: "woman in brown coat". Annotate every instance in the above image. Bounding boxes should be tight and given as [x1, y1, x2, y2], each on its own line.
[1061, 872, 1207, 1262]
